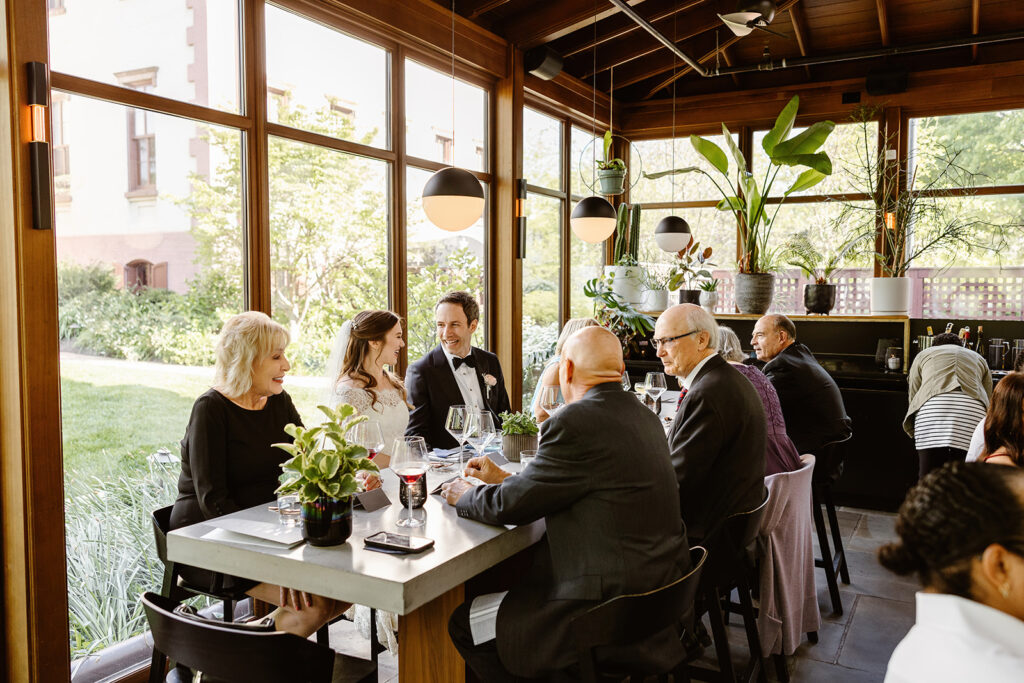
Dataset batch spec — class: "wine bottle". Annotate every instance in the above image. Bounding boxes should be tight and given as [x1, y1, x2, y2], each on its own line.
[945, 322, 954, 334]
[926, 325, 934, 336]
[975, 326, 985, 354]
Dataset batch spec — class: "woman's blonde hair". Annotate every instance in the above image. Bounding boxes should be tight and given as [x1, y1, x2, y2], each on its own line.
[555, 318, 601, 356]
[214, 311, 290, 398]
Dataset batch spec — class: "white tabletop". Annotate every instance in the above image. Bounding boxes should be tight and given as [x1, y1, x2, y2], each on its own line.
[167, 467, 545, 615]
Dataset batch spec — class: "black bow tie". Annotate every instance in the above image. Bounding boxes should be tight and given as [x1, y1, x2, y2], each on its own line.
[453, 355, 476, 370]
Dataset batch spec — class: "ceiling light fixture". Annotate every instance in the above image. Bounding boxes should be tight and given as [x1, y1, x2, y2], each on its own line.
[655, 12, 692, 253]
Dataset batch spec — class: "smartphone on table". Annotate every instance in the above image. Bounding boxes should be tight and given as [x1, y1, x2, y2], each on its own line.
[364, 531, 434, 553]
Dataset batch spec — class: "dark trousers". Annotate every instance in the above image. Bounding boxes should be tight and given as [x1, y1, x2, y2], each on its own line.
[449, 601, 543, 683]
[918, 446, 967, 479]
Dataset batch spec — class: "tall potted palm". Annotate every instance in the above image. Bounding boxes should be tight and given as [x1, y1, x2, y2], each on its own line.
[645, 95, 835, 314]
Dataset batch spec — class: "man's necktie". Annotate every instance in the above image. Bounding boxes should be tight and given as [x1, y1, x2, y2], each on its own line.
[453, 355, 476, 370]
[675, 388, 688, 412]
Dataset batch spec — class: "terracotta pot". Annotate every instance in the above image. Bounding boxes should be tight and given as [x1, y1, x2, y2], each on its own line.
[301, 497, 353, 547]
[804, 284, 836, 314]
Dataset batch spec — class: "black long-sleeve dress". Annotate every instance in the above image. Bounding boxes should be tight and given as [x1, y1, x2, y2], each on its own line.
[169, 388, 301, 592]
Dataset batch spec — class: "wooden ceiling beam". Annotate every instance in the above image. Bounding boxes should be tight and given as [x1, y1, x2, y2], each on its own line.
[720, 45, 741, 87]
[578, 13, 721, 79]
[557, 0, 707, 58]
[787, 1, 812, 78]
[876, 0, 890, 47]
[465, 0, 514, 19]
[971, 0, 981, 61]
[502, 0, 648, 49]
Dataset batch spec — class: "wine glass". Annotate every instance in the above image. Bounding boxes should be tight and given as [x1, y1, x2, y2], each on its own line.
[539, 386, 565, 416]
[464, 411, 497, 469]
[392, 436, 428, 528]
[645, 372, 667, 413]
[444, 405, 471, 472]
[351, 421, 385, 461]
[620, 371, 631, 391]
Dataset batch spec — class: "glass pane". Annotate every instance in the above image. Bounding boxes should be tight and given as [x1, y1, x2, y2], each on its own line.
[571, 126, 599, 199]
[54, 94, 243, 658]
[406, 167, 487, 363]
[49, 0, 240, 113]
[523, 108, 561, 190]
[405, 59, 487, 172]
[638, 206, 737, 272]
[910, 110, 1024, 189]
[522, 193, 561, 408]
[268, 137, 390, 415]
[752, 122, 879, 197]
[265, 4, 388, 149]
[570, 239, 606, 319]
[631, 134, 736, 204]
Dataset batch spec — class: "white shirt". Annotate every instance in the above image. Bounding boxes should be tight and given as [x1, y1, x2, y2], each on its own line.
[885, 592, 1024, 682]
[966, 417, 986, 462]
[681, 353, 717, 391]
[442, 347, 487, 412]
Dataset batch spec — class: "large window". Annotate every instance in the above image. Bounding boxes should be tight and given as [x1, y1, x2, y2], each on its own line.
[406, 59, 487, 171]
[569, 127, 606, 319]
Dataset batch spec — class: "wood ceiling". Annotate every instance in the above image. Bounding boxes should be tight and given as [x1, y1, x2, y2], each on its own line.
[443, 0, 1024, 103]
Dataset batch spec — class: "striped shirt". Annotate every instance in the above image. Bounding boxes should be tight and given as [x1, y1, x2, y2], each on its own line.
[914, 390, 988, 451]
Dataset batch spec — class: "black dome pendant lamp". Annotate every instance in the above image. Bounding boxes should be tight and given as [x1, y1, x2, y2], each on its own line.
[656, 17, 694, 254]
[422, 1, 484, 232]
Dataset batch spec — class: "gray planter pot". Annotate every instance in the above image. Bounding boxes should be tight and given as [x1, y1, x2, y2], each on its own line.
[596, 168, 626, 195]
[502, 433, 539, 463]
[734, 273, 775, 314]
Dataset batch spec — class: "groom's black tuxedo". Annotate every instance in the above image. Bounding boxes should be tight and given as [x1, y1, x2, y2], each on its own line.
[405, 345, 512, 449]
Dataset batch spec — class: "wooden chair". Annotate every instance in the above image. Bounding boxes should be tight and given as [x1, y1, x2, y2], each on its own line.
[141, 591, 374, 683]
[811, 435, 853, 615]
[569, 546, 708, 683]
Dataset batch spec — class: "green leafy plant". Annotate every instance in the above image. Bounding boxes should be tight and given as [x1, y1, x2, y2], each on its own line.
[583, 274, 655, 355]
[641, 263, 673, 291]
[698, 278, 720, 292]
[644, 95, 835, 274]
[668, 241, 715, 290]
[612, 203, 641, 265]
[275, 403, 378, 503]
[784, 231, 859, 284]
[499, 411, 539, 436]
[598, 129, 626, 171]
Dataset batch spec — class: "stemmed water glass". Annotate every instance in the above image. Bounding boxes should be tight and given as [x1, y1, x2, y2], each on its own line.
[464, 411, 497, 469]
[644, 372, 667, 413]
[392, 436, 428, 528]
[444, 405, 471, 472]
[539, 386, 565, 416]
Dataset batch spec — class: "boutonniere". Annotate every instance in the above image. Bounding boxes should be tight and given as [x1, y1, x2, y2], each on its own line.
[482, 373, 497, 399]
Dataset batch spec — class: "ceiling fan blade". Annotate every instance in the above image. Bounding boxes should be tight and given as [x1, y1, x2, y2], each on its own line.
[753, 23, 790, 39]
[718, 12, 760, 37]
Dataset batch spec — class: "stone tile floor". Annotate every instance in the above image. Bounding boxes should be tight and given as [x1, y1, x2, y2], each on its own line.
[326, 507, 913, 682]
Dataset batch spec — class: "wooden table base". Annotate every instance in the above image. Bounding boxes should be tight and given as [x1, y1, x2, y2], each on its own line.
[398, 585, 466, 683]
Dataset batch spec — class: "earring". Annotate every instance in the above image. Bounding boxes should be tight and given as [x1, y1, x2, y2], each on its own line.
[1001, 583, 1011, 599]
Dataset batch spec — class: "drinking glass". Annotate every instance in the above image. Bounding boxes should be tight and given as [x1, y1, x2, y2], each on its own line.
[444, 405, 471, 472]
[645, 372, 667, 404]
[350, 421, 385, 461]
[620, 372, 631, 391]
[464, 411, 497, 468]
[519, 449, 538, 470]
[539, 386, 565, 416]
[276, 493, 300, 527]
[392, 436, 428, 528]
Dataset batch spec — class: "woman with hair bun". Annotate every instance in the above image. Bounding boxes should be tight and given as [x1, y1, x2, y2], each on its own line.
[881, 461, 1024, 682]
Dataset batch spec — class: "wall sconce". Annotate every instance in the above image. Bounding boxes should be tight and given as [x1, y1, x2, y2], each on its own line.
[884, 212, 896, 231]
[27, 61, 52, 231]
[516, 178, 527, 259]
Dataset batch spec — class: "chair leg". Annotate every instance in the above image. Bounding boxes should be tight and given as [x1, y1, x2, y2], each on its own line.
[706, 590, 737, 683]
[807, 631, 818, 644]
[369, 608, 382, 663]
[812, 490, 843, 616]
[672, 663, 693, 683]
[149, 648, 167, 683]
[824, 488, 851, 585]
[222, 598, 234, 623]
[735, 578, 767, 683]
[316, 624, 330, 646]
[773, 654, 789, 683]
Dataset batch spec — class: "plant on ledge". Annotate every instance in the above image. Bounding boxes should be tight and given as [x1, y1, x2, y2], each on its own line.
[612, 202, 641, 266]
[583, 274, 655, 359]
[784, 231, 858, 285]
[668, 241, 715, 291]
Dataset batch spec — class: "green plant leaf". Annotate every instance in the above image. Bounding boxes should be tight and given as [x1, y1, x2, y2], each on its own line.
[772, 152, 833, 175]
[690, 135, 729, 176]
[716, 196, 744, 212]
[603, 129, 613, 160]
[761, 95, 799, 156]
[302, 481, 320, 501]
[320, 453, 340, 478]
[722, 124, 747, 175]
[770, 121, 835, 158]
[642, 166, 701, 180]
[784, 168, 828, 195]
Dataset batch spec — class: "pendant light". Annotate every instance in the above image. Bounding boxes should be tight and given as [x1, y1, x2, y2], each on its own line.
[422, 1, 484, 232]
[570, 4, 616, 244]
[655, 14, 694, 254]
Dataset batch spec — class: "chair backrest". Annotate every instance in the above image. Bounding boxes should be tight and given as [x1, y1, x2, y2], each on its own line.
[152, 505, 173, 564]
[702, 488, 770, 584]
[572, 546, 708, 671]
[141, 592, 335, 683]
[814, 433, 853, 485]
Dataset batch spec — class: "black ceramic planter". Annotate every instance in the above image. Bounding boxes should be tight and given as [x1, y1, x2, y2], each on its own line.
[301, 497, 353, 547]
[804, 283, 837, 315]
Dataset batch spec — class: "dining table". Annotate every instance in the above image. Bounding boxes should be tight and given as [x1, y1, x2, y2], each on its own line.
[166, 464, 545, 682]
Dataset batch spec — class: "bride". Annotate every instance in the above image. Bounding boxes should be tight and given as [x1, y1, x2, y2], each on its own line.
[326, 310, 410, 468]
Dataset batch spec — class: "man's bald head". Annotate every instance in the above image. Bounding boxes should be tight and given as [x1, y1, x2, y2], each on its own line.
[559, 327, 625, 403]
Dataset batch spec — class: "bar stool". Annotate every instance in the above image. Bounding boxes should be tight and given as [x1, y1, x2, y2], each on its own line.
[811, 435, 853, 615]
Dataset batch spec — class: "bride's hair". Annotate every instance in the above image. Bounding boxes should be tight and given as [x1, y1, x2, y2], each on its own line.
[339, 310, 406, 409]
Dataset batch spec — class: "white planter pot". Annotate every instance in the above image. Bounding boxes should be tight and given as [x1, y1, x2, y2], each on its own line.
[640, 288, 668, 312]
[605, 265, 644, 306]
[699, 290, 719, 313]
[870, 277, 911, 316]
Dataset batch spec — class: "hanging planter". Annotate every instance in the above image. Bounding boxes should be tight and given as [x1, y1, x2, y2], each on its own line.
[597, 167, 626, 195]
[578, 131, 642, 198]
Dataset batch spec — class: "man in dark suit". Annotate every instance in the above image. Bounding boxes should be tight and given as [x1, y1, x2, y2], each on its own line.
[657, 304, 767, 538]
[442, 327, 691, 681]
[752, 314, 852, 455]
[405, 291, 511, 449]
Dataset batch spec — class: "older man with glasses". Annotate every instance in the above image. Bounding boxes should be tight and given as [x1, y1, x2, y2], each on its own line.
[655, 304, 767, 538]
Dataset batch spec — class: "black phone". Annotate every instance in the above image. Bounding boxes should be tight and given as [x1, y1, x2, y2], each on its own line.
[364, 531, 434, 553]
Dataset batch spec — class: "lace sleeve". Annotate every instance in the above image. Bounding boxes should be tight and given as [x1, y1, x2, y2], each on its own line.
[331, 383, 375, 416]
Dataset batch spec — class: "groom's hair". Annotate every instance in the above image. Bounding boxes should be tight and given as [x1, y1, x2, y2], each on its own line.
[436, 291, 479, 325]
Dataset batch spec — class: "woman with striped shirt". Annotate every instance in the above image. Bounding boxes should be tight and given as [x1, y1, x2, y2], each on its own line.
[904, 333, 993, 478]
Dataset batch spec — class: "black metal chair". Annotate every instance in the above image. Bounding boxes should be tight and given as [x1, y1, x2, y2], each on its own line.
[811, 435, 853, 615]
[689, 490, 771, 683]
[569, 546, 708, 683]
[141, 592, 376, 683]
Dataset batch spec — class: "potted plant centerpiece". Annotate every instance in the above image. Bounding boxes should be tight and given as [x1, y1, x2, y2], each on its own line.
[784, 231, 859, 314]
[499, 411, 539, 463]
[584, 274, 656, 360]
[605, 202, 644, 306]
[275, 403, 378, 547]
[597, 130, 627, 195]
[668, 241, 714, 305]
[698, 278, 720, 314]
[645, 95, 836, 314]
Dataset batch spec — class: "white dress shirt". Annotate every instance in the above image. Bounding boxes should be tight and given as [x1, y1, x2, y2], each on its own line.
[681, 352, 717, 391]
[442, 347, 487, 412]
[885, 592, 1024, 682]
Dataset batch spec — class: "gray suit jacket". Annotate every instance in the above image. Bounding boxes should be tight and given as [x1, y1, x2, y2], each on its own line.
[668, 354, 767, 538]
[456, 382, 691, 678]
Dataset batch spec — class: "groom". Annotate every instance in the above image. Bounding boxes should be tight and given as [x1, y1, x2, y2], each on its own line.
[405, 291, 511, 449]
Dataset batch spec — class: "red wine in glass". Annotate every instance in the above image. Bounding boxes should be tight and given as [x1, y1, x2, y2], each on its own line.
[397, 468, 425, 485]
[367, 448, 378, 460]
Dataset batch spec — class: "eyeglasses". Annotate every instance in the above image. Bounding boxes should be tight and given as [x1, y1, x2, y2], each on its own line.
[652, 330, 698, 348]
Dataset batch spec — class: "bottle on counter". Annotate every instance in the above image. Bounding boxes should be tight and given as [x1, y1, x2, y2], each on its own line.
[945, 322, 954, 334]
[975, 326, 985, 355]
[926, 325, 934, 336]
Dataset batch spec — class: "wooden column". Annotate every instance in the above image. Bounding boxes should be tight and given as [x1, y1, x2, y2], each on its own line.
[241, 0, 271, 312]
[493, 47, 524, 409]
[0, 1, 71, 681]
